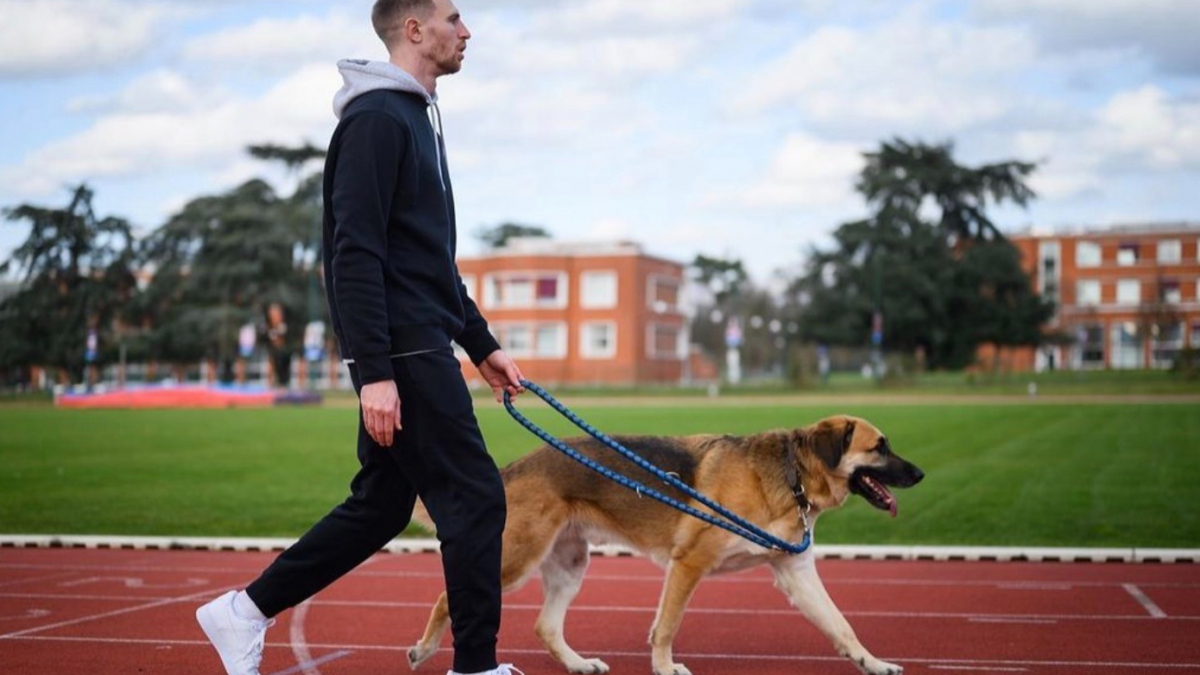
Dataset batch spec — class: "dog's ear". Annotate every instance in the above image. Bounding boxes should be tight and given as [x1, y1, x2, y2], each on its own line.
[807, 418, 855, 470]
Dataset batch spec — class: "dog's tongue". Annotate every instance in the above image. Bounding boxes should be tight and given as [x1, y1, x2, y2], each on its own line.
[864, 474, 898, 518]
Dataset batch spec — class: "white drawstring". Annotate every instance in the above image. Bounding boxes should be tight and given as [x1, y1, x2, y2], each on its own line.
[428, 100, 447, 191]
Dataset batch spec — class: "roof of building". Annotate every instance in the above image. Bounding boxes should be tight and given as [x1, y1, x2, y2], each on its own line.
[461, 237, 682, 267]
[1010, 221, 1200, 239]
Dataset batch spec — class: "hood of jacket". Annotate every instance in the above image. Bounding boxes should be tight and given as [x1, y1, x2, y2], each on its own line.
[332, 59, 435, 119]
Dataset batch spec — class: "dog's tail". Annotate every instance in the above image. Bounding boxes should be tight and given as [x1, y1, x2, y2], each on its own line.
[410, 498, 436, 535]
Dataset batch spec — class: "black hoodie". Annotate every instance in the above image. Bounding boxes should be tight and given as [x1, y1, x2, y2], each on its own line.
[321, 59, 499, 385]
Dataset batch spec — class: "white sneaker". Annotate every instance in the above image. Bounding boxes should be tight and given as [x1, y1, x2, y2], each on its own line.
[196, 590, 275, 675]
[447, 664, 525, 675]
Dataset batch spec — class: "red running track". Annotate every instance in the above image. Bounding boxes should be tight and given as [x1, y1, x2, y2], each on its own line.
[1, 547, 1198, 675]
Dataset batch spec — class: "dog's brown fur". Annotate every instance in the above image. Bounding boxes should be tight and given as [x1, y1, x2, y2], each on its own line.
[407, 415, 924, 675]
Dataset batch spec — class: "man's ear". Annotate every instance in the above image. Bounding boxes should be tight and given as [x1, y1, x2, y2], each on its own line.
[405, 16, 424, 43]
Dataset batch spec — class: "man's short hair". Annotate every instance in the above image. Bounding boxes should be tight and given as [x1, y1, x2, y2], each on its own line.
[372, 0, 434, 49]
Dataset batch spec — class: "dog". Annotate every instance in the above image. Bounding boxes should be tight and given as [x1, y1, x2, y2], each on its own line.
[407, 414, 924, 675]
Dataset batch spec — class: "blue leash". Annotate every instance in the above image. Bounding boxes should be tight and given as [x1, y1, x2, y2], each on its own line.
[503, 380, 812, 554]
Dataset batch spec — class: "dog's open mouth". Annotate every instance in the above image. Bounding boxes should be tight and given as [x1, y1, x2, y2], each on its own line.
[850, 470, 898, 517]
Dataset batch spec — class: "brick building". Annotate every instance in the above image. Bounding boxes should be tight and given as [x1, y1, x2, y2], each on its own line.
[1008, 223, 1200, 371]
[456, 239, 692, 386]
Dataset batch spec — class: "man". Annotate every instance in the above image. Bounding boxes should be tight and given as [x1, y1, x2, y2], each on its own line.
[195, 2, 524, 675]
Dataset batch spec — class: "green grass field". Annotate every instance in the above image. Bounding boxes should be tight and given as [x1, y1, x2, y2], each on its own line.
[1, 397, 1197, 548]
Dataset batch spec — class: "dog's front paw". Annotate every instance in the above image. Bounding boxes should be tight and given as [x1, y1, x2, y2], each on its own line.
[652, 662, 692, 675]
[567, 657, 609, 674]
[407, 642, 437, 670]
[854, 656, 902, 675]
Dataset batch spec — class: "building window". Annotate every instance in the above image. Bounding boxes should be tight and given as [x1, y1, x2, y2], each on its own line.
[1116, 243, 1139, 266]
[1116, 279, 1140, 306]
[1038, 241, 1060, 307]
[1192, 322, 1200, 348]
[1151, 322, 1184, 369]
[1157, 240, 1182, 264]
[647, 323, 683, 360]
[580, 271, 618, 309]
[459, 274, 475, 299]
[648, 275, 680, 313]
[1076, 324, 1104, 368]
[580, 322, 616, 359]
[1076, 280, 1101, 307]
[483, 272, 567, 309]
[1110, 322, 1143, 369]
[1076, 241, 1102, 268]
[495, 322, 566, 358]
[1160, 280, 1181, 305]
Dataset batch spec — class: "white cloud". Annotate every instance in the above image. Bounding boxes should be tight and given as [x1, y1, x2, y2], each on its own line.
[739, 18, 1037, 136]
[180, 10, 378, 73]
[0, 0, 170, 77]
[2, 64, 339, 196]
[532, 0, 752, 34]
[67, 69, 219, 114]
[974, 0, 1200, 74]
[710, 133, 865, 209]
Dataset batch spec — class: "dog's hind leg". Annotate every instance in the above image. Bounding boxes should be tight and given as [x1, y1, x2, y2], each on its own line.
[535, 531, 609, 674]
[771, 554, 903, 675]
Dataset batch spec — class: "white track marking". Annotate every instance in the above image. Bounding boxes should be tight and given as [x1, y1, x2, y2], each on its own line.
[0, 584, 235, 639]
[1124, 583, 1168, 618]
[266, 650, 354, 675]
[6, 636, 1200, 670]
[288, 600, 321, 675]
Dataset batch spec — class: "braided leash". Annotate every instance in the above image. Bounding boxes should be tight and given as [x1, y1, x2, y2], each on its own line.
[503, 380, 812, 554]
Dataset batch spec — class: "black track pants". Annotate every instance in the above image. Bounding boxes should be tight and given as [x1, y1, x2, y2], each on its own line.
[245, 348, 507, 674]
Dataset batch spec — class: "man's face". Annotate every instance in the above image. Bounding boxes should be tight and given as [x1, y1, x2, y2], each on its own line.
[422, 0, 471, 76]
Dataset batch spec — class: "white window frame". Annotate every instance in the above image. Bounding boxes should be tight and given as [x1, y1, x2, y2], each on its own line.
[1038, 241, 1061, 304]
[1076, 279, 1101, 307]
[495, 321, 567, 359]
[1161, 282, 1181, 305]
[1116, 279, 1140, 306]
[646, 274, 680, 314]
[459, 274, 476, 299]
[482, 271, 568, 309]
[580, 270, 618, 309]
[1116, 245, 1138, 266]
[1157, 239, 1182, 264]
[1075, 241, 1102, 268]
[580, 321, 617, 359]
[646, 322, 685, 360]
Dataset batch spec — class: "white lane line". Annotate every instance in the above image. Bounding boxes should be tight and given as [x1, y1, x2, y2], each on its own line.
[930, 666, 1027, 672]
[969, 617, 1058, 625]
[1124, 583, 1168, 618]
[0, 590, 1195, 623]
[0, 570, 80, 589]
[0, 584, 234, 639]
[7, 636, 1200, 670]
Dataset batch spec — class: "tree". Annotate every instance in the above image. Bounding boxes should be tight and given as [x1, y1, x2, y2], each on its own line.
[138, 179, 303, 373]
[857, 139, 1037, 243]
[687, 255, 788, 378]
[789, 139, 1046, 370]
[475, 222, 551, 249]
[0, 184, 137, 383]
[690, 255, 749, 305]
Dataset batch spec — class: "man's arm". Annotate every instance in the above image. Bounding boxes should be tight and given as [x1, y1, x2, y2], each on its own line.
[329, 111, 405, 446]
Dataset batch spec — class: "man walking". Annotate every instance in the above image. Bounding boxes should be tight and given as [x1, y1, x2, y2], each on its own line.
[195, 2, 524, 675]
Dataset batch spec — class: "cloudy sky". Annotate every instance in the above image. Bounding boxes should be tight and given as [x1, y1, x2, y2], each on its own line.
[1, 0, 1198, 282]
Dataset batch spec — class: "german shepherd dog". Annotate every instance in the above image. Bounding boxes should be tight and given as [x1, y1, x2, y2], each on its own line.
[408, 415, 924, 675]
